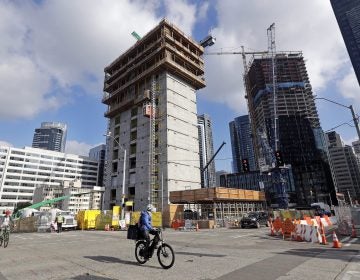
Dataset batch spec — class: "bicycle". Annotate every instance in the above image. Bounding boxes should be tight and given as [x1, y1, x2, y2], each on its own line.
[0, 226, 11, 248]
[135, 228, 175, 269]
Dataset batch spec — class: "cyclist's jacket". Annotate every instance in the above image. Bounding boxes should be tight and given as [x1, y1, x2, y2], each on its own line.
[1, 216, 12, 227]
[139, 211, 153, 231]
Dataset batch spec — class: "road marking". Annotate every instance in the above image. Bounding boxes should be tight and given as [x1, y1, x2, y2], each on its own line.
[344, 238, 358, 247]
[231, 233, 255, 239]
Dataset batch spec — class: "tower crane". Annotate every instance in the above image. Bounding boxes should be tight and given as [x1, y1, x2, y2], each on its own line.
[204, 23, 289, 208]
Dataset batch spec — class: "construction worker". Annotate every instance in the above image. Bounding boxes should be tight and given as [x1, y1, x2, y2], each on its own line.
[55, 213, 64, 233]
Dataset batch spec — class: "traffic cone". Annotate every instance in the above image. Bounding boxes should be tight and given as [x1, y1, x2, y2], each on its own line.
[332, 231, 342, 248]
[319, 221, 328, 245]
[351, 220, 357, 238]
[269, 218, 275, 236]
[196, 223, 199, 232]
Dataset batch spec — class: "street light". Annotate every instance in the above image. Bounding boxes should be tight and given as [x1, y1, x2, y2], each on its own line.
[104, 132, 127, 223]
[315, 97, 360, 141]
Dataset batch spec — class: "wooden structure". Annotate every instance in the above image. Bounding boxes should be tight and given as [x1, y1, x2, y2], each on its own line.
[169, 187, 267, 227]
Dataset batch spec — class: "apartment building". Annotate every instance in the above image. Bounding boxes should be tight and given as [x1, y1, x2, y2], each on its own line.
[0, 146, 98, 212]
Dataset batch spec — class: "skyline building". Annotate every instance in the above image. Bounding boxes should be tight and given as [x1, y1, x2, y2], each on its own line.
[326, 131, 360, 203]
[330, 0, 360, 85]
[32, 122, 67, 152]
[244, 52, 334, 206]
[0, 146, 98, 212]
[197, 114, 216, 188]
[229, 115, 256, 173]
[89, 144, 106, 187]
[102, 19, 205, 212]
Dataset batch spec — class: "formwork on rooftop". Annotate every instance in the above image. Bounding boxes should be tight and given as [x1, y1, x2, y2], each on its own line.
[169, 187, 267, 227]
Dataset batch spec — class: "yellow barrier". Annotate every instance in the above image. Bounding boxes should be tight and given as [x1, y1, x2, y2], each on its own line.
[112, 206, 120, 228]
[95, 212, 113, 230]
[130, 211, 162, 227]
[77, 210, 101, 230]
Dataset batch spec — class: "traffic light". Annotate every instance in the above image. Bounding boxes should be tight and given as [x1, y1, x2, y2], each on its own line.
[242, 158, 249, 172]
[275, 151, 283, 166]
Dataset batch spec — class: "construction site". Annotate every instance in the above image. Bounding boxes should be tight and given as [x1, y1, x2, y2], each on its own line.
[102, 19, 207, 214]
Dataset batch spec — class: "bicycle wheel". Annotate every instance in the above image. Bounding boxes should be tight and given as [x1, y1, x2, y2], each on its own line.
[157, 243, 175, 269]
[135, 241, 148, 264]
[3, 232, 9, 248]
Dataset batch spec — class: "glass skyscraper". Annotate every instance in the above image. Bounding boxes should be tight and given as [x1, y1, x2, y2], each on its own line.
[229, 115, 256, 173]
[32, 122, 67, 152]
[331, 0, 360, 85]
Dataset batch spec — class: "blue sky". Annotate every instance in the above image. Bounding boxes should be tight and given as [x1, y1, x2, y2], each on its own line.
[0, 0, 359, 172]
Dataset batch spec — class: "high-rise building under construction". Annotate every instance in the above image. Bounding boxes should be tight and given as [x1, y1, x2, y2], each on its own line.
[102, 19, 205, 212]
[244, 52, 334, 206]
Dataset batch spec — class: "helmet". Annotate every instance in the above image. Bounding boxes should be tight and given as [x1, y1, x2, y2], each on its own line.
[146, 204, 153, 212]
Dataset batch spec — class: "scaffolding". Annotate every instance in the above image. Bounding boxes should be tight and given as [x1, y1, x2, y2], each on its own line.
[169, 187, 266, 227]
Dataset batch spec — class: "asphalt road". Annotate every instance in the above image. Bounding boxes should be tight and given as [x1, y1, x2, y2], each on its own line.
[0, 227, 359, 280]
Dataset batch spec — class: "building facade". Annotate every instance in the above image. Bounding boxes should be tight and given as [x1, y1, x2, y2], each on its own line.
[326, 131, 360, 203]
[330, 0, 360, 85]
[197, 114, 215, 188]
[102, 19, 205, 211]
[32, 122, 67, 152]
[0, 146, 98, 212]
[244, 52, 334, 206]
[229, 115, 256, 173]
[89, 144, 106, 187]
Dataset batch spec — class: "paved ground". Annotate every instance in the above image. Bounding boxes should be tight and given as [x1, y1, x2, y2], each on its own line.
[0, 227, 359, 280]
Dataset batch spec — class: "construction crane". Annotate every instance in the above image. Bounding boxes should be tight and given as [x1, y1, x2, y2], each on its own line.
[204, 24, 289, 208]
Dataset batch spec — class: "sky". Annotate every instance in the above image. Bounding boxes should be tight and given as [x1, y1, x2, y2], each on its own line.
[0, 0, 359, 173]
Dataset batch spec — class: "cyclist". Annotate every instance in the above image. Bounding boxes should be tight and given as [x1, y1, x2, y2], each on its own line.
[1, 210, 14, 234]
[139, 204, 157, 258]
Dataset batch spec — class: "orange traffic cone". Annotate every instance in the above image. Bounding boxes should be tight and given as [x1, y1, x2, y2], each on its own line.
[332, 231, 342, 248]
[269, 218, 275, 236]
[196, 223, 199, 231]
[319, 221, 328, 245]
[351, 220, 357, 238]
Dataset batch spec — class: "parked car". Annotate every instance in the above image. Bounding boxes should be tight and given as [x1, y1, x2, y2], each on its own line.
[240, 212, 269, 228]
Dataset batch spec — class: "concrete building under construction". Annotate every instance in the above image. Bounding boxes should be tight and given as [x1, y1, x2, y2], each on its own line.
[102, 19, 206, 212]
[244, 52, 335, 206]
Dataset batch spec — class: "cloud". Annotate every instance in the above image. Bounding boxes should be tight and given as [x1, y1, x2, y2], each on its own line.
[0, 0, 162, 121]
[336, 68, 359, 105]
[163, 0, 197, 35]
[65, 140, 94, 157]
[201, 0, 350, 114]
[0, 140, 14, 147]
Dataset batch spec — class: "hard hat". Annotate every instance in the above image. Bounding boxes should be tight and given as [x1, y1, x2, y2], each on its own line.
[146, 204, 153, 212]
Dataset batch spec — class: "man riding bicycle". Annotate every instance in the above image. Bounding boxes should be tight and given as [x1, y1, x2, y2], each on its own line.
[139, 204, 158, 258]
[1, 210, 14, 233]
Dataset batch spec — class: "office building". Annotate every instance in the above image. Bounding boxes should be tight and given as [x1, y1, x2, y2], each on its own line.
[330, 0, 360, 85]
[102, 19, 205, 211]
[32, 122, 67, 152]
[229, 115, 256, 173]
[197, 114, 215, 188]
[89, 144, 106, 187]
[326, 131, 360, 203]
[244, 52, 334, 206]
[0, 146, 98, 212]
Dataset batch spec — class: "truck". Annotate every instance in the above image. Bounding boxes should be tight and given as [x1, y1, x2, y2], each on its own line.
[311, 202, 331, 216]
[50, 209, 77, 230]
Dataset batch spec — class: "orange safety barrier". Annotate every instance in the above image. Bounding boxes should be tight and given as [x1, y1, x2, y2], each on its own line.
[324, 215, 332, 226]
[319, 220, 328, 245]
[351, 220, 357, 238]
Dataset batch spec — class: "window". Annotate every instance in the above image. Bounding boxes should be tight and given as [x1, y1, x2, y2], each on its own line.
[130, 158, 136, 169]
[130, 119, 137, 128]
[115, 115, 121, 125]
[131, 107, 138, 117]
